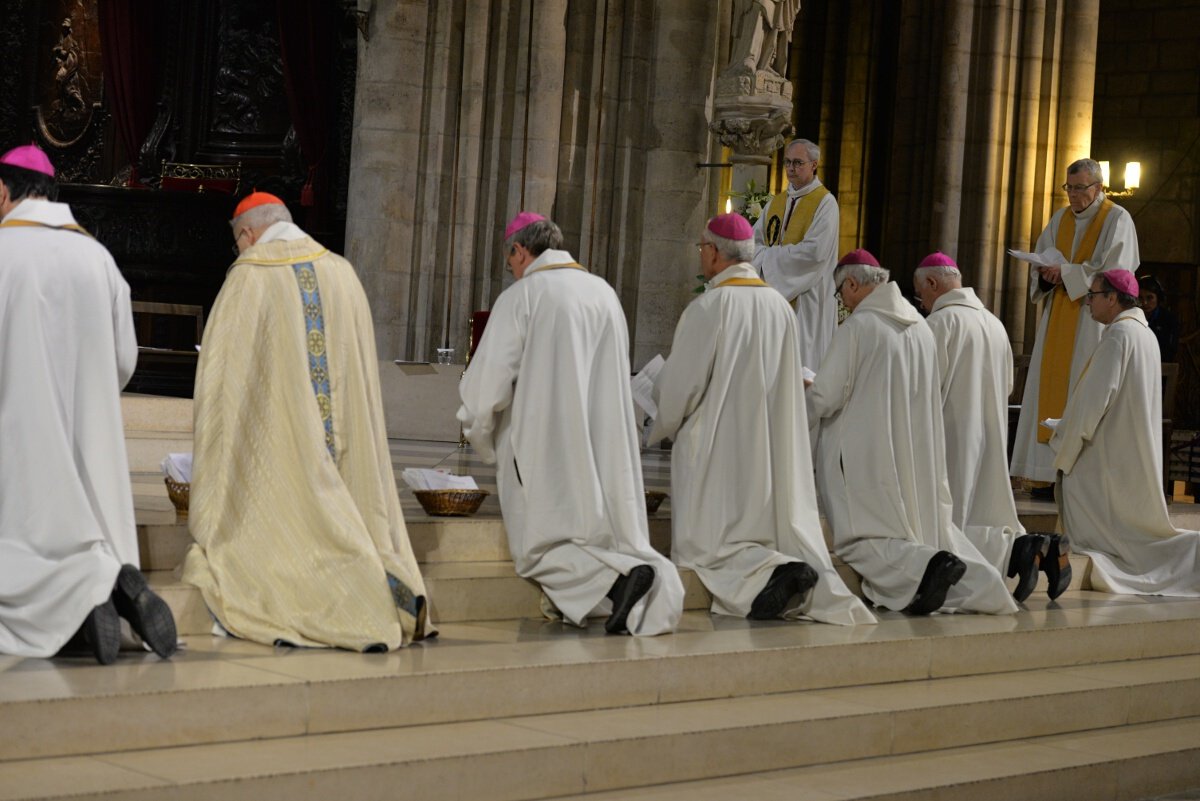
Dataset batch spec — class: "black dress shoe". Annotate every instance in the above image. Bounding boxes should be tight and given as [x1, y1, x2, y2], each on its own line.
[1029, 484, 1056, 501]
[1042, 534, 1072, 600]
[112, 564, 178, 659]
[1007, 534, 1050, 603]
[905, 551, 967, 616]
[605, 565, 655, 634]
[748, 562, 819, 620]
[80, 599, 121, 665]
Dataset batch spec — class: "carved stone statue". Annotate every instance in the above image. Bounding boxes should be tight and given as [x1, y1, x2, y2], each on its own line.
[728, 0, 802, 77]
[711, 0, 803, 162]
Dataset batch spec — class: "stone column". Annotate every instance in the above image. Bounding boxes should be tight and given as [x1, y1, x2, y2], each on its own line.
[930, 0, 974, 258]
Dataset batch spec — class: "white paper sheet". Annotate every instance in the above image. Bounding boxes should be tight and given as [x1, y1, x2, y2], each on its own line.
[1039, 418, 1061, 431]
[160, 452, 193, 483]
[400, 468, 479, 491]
[1007, 247, 1068, 268]
[631, 354, 665, 420]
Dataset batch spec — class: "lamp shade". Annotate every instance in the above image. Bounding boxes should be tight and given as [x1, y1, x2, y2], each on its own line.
[1125, 162, 1141, 190]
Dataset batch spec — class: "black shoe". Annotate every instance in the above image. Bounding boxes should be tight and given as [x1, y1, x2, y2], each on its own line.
[905, 551, 967, 616]
[1029, 484, 1055, 501]
[112, 564, 178, 659]
[605, 565, 655, 634]
[80, 599, 121, 665]
[1007, 534, 1050, 603]
[1042, 534, 1072, 600]
[748, 562, 819, 620]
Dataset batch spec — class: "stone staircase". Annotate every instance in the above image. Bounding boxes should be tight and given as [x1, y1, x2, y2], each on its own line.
[2, 394, 1197, 800]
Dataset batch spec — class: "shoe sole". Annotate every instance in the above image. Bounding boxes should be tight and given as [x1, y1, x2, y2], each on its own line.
[114, 566, 178, 658]
[748, 563, 819, 620]
[605, 566, 655, 634]
[83, 599, 121, 665]
[1045, 535, 1073, 601]
[1008, 536, 1049, 604]
[906, 555, 967, 616]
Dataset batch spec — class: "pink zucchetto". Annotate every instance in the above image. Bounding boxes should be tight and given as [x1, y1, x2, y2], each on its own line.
[706, 212, 754, 241]
[1104, 269, 1139, 298]
[836, 248, 880, 268]
[504, 211, 547, 241]
[918, 251, 958, 269]
[0, 144, 55, 177]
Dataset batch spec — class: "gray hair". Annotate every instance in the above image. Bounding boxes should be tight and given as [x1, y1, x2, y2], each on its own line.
[1067, 158, 1104, 184]
[511, 219, 564, 257]
[785, 138, 819, 162]
[913, 265, 962, 286]
[231, 202, 293, 233]
[702, 227, 755, 263]
[834, 262, 890, 287]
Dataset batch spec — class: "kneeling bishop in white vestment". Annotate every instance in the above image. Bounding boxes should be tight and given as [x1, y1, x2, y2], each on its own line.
[1050, 270, 1200, 596]
[458, 213, 684, 635]
[184, 193, 433, 651]
[807, 249, 1018, 616]
[648, 213, 874, 625]
[915, 251, 1071, 602]
[0, 144, 176, 664]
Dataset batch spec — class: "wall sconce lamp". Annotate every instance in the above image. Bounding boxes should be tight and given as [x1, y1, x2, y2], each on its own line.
[1099, 160, 1141, 198]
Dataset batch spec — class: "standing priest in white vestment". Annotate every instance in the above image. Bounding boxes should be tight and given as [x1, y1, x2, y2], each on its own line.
[649, 214, 874, 625]
[458, 213, 684, 635]
[752, 138, 840, 370]
[916, 251, 1071, 602]
[1050, 270, 1199, 596]
[808, 249, 1018, 616]
[184, 192, 433, 651]
[0, 144, 176, 665]
[1012, 158, 1140, 498]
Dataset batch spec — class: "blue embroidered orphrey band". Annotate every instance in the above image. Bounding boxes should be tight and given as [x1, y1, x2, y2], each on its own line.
[291, 262, 335, 457]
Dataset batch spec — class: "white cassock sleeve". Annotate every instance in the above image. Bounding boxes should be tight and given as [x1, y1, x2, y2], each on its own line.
[112, 269, 137, 389]
[457, 293, 526, 464]
[807, 321, 857, 424]
[752, 195, 839, 301]
[647, 302, 718, 446]
[1050, 334, 1126, 474]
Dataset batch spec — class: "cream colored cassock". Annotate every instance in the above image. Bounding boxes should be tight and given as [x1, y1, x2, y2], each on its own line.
[1051, 308, 1200, 596]
[807, 282, 1018, 614]
[0, 198, 139, 657]
[927, 287, 1025, 574]
[183, 221, 431, 650]
[751, 177, 840, 370]
[458, 249, 684, 635]
[648, 263, 875, 624]
[1011, 194, 1139, 482]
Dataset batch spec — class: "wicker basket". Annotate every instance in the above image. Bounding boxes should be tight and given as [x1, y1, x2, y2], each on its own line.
[413, 489, 489, 517]
[164, 477, 190, 517]
[645, 490, 668, 515]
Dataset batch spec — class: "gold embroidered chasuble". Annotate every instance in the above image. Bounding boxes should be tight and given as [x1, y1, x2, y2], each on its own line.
[1036, 199, 1114, 443]
[183, 235, 432, 650]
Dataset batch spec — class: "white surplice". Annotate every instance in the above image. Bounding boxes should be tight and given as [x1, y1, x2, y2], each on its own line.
[457, 249, 684, 635]
[927, 287, 1025, 573]
[648, 263, 875, 624]
[1011, 193, 1140, 482]
[0, 198, 138, 657]
[1051, 308, 1200, 596]
[807, 282, 1018, 614]
[751, 177, 840, 370]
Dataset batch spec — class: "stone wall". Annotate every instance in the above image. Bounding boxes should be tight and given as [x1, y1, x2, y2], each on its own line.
[345, 0, 730, 366]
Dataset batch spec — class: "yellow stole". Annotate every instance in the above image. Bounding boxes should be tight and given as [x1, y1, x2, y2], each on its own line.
[536, 262, 588, 273]
[762, 185, 831, 248]
[1036, 199, 1113, 443]
[0, 219, 93, 238]
[713, 276, 769, 288]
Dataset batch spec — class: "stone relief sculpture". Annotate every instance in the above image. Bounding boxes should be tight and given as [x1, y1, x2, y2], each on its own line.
[710, 0, 802, 163]
[52, 17, 87, 120]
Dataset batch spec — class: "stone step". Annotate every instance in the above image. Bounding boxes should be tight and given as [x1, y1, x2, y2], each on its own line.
[5, 597, 1198, 765]
[542, 717, 1200, 801]
[2, 649, 1197, 800]
[121, 394, 193, 434]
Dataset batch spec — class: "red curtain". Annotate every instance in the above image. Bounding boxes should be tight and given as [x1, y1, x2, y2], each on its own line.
[277, 0, 337, 226]
[99, 0, 160, 187]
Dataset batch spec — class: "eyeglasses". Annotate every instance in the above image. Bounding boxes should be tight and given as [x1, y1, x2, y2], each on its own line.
[783, 159, 814, 169]
[834, 280, 847, 302]
[695, 242, 714, 251]
[1084, 289, 1112, 300]
[230, 228, 249, 256]
[1062, 181, 1100, 193]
